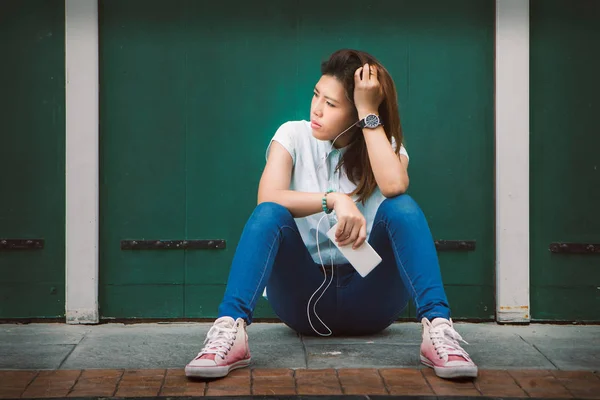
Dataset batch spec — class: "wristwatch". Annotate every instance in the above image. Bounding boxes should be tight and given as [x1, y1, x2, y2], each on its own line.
[356, 113, 382, 129]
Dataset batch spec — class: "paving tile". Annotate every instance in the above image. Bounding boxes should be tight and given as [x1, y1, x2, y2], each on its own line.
[0, 371, 37, 399]
[301, 323, 421, 345]
[251, 368, 294, 377]
[327, 368, 388, 395]
[116, 387, 162, 397]
[294, 368, 340, 382]
[0, 370, 38, 387]
[533, 343, 600, 370]
[509, 369, 573, 398]
[305, 343, 418, 369]
[252, 386, 297, 395]
[295, 369, 342, 395]
[247, 323, 301, 344]
[337, 368, 385, 387]
[160, 369, 205, 396]
[60, 328, 201, 370]
[252, 375, 295, 388]
[77, 369, 123, 379]
[251, 371, 297, 396]
[252, 380, 295, 390]
[159, 386, 205, 397]
[0, 345, 75, 370]
[249, 343, 306, 368]
[0, 388, 25, 399]
[205, 368, 250, 395]
[67, 369, 123, 397]
[552, 370, 600, 399]
[343, 385, 388, 395]
[205, 371, 252, 397]
[518, 326, 600, 370]
[21, 370, 80, 398]
[117, 368, 165, 385]
[114, 369, 165, 397]
[422, 368, 481, 396]
[518, 325, 600, 341]
[473, 369, 527, 397]
[379, 368, 435, 396]
[205, 387, 252, 396]
[448, 328, 557, 369]
[0, 324, 89, 345]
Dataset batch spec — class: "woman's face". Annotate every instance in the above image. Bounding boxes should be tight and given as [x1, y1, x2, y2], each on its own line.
[310, 75, 357, 147]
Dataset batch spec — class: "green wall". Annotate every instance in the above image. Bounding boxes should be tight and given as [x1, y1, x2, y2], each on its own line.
[0, 1, 66, 318]
[530, 0, 600, 321]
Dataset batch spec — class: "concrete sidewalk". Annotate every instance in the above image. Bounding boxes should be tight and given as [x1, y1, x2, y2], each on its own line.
[1, 322, 599, 399]
[1, 321, 598, 371]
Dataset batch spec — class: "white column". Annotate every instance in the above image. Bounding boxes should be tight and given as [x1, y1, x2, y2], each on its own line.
[65, 0, 99, 324]
[495, 0, 530, 323]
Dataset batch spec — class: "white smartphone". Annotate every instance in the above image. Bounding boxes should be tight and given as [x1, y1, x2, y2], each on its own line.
[326, 223, 382, 277]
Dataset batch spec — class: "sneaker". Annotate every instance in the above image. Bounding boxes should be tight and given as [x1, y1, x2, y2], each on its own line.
[185, 316, 251, 378]
[420, 317, 478, 379]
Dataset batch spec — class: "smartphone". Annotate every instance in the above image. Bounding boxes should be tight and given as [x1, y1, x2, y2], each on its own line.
[326, 223, 382, 277]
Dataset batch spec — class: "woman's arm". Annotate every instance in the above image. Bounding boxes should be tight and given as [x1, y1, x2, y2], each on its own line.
[359, 121, 410, 198]
[258, 141, 369, 248]
[257, 141, 339, 218]
[354, 63, 410, 197]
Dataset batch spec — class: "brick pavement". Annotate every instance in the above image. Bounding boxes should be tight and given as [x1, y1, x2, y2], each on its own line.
[1, 368, 599, 398]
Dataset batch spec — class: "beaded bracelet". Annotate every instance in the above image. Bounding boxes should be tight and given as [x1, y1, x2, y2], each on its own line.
[322, 189, 334, 214]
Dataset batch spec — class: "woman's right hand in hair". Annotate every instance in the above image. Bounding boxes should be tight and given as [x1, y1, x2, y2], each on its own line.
[330, 193, 367, 249]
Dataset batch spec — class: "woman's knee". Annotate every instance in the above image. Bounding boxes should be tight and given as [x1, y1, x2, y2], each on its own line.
[245, 202, 294, 231]
[379, 194, 422, 220]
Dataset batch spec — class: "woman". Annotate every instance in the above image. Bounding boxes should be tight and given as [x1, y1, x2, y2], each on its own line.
[185, 49, 477, 380]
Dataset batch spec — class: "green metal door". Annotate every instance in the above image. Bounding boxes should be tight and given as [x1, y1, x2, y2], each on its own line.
[0, 1, 66, 318]
[100, 0, 494, 320]
[530, 0, 600, 321]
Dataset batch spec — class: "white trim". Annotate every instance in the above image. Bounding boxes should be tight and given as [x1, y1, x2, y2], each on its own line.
[65, 0, 99, 324]
[495, 0, 530, 323]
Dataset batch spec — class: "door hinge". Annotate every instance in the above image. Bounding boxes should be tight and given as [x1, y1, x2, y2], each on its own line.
[434, 240, 476, 251]
[0, 239, 44, 250]
[549, 242, 599, 254]
[121, 239, 226, 250]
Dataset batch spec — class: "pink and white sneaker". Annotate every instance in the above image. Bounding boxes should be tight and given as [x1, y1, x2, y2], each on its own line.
[420, 317, 478, 379]
[185, 316, 251, 378]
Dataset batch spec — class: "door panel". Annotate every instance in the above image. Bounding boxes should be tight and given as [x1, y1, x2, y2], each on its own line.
[0, 1, 66, 318]
[100, 0, 494, 319]
[99, 1, 188, 318]
[530, 0, 600, 321]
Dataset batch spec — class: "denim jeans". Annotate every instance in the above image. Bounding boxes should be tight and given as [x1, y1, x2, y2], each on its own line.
[217, 194, 451, 336]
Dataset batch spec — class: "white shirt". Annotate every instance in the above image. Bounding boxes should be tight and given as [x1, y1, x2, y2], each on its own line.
[265, 120, 409, 265]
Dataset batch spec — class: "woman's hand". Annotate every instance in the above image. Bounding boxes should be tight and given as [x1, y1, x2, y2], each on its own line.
[330, 193, 367, 249]
[354, 63, 384, 117]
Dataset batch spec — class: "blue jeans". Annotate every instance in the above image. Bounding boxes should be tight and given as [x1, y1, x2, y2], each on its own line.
[217, 194, 450, 335]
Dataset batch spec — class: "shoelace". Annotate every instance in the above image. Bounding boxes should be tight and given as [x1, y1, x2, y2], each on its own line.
[197, 323, 237, 359]
[429, 323, 471, 361]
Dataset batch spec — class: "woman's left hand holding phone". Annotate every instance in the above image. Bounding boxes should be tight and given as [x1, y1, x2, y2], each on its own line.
[328, 192, 367, 250]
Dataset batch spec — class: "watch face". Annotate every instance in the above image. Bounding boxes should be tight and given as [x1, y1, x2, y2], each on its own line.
[365, 114, 379, 128]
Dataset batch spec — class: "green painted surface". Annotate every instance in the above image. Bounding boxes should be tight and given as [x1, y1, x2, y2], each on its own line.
[530, 0, 600, 321]
[100, 0, 494, 320]
[0, 1, 66, 318]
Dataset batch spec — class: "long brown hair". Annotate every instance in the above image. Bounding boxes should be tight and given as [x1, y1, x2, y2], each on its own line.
[321, 49, 403, 203]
